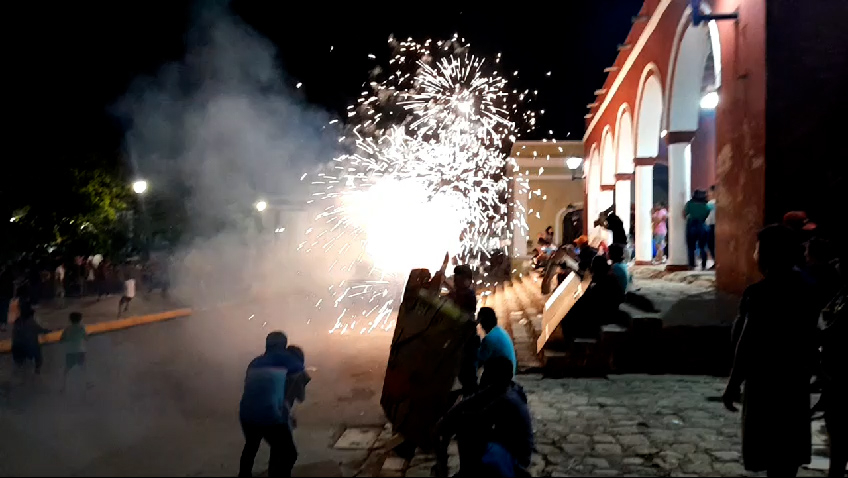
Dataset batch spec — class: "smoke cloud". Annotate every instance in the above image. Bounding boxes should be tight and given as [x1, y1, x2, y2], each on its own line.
[117, 4, 347, 320]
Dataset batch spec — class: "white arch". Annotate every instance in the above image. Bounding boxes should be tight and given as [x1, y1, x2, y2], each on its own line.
[665, 2, 720, 132]
[662, 5, 718, 268]
[600, 127, 616, 185]
[668, 25, 712, 131]
[554, 206, 569, 245]
[614, 106, 635, 238]
[598, 130, 615, 218]
[634, 65, 664, 157]
[615, 106, 635, 174]
[633, 65, 664, 262]
[587, 146, 601, 228]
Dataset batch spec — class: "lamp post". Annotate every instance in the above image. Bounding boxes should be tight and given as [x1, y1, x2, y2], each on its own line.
[132, 180, 148, 195]
[566, 157, 583, 180]
[700, 91, 719, 110]
[131, 179, 148, 256]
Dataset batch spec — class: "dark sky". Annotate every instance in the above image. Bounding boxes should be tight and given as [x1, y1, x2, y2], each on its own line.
[9, 0, 642, 166]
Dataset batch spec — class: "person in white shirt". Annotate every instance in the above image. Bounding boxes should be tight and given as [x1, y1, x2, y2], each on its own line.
[55, 263, 66, 307]
[706, 185, 717, 269]
[118, 269, 136, 317]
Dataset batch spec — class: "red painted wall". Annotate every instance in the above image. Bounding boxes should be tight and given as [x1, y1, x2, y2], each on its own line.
[690, 110, 716, 192]
[583, 0, 768, 295]
[712, 0, 768, 294]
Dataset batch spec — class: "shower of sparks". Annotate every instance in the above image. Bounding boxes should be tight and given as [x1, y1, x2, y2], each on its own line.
[306, 36, 536, 335]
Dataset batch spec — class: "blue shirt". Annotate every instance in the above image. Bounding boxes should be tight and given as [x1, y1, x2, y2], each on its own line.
[239, 351, 305, 426]
[611, 262, 631, 293]
[478, 326, 517, 373]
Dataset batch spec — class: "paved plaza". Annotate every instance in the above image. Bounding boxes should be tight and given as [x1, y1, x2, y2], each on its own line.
[391, 374, 829, 478]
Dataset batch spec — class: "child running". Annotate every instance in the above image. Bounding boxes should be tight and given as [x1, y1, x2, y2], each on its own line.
[11, 300, 50, 376]
[118, 273, 136, 318]
[61, 312, 89, 391]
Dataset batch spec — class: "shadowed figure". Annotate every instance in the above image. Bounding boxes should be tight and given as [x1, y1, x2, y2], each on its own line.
[818, 252, 848, 478]
[723, 225, 819, 477]
[238, 331, 304, 477]
[434, 356, 533, 477]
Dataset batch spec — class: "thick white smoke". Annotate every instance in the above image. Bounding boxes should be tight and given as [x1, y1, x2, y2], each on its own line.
[117, 5, 346, 326]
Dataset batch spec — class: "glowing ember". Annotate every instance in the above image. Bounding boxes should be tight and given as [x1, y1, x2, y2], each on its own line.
[306, 37, 535, 334]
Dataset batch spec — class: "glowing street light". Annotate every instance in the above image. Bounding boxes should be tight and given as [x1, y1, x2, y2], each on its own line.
[565, 157, 583, 170]
[132, 180, 148, 194]
[255, 200, 268, 212]
[700, 91, 719, 110]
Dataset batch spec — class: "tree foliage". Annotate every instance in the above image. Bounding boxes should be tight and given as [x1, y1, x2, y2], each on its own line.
[0, 158, 132, 261]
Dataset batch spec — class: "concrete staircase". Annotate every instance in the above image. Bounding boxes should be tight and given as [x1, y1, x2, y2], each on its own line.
[482, 269, 733, 377]
[480, 274, 546, 372]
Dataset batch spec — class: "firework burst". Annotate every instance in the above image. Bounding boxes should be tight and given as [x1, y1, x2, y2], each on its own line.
[304, 36, 536, 334]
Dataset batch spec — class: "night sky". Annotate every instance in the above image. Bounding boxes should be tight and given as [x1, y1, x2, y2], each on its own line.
[9, 0, 643, 166]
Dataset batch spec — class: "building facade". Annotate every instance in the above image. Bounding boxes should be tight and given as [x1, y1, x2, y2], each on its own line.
[583, 0, 848, 294]
[509, 140, 585, 259]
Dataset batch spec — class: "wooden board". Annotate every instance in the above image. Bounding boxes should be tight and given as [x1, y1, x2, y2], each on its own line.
[537, 271, 591, 353]
[380, 269, 476, 450]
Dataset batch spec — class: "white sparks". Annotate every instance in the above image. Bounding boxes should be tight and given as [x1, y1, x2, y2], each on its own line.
[303, 37, 535, 335]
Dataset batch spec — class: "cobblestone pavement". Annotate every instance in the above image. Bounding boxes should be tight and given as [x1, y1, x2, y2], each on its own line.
[395, 374, 828, 477]
[1, 293, 182, 339]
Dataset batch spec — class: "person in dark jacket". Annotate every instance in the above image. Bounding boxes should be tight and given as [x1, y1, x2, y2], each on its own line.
[11, 300, 50, 373]
[562, 256, 625, 341]
[450, 265, 480, 397]
[434, 356, 533, 477]
[606, 212, 627, 247]
[239, 331, 304, 477]
[723, 225, 819, 477]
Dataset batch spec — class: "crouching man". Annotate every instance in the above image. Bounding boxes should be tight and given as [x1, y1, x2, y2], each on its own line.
[239, 332, 304, 477]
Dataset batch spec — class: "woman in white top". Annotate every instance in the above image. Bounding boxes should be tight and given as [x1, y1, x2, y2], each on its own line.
[706, 185, 716, 268]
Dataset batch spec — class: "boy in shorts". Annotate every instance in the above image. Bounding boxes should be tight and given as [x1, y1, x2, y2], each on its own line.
[61, 312, 88, 391]
[118, 274, 136, 317]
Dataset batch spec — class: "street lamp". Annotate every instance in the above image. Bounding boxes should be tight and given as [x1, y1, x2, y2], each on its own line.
[255, 200, 267, 212]
[700, 91, 719, 110]
[133, 180, 148, 194]
[565, 157, 583, 170]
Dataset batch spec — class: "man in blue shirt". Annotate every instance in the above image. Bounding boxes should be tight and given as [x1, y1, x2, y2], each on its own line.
[477, 307, 517, 374]
[239, 332, 304, 477]
[608, 244, 632, 294]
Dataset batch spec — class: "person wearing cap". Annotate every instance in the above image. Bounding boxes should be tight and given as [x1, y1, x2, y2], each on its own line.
[783, 211, 818, 268]
[705, 186, 717, 269]
[239, 331, 305, 477]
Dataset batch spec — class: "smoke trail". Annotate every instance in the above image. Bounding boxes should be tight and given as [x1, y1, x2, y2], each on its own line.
[117, 4, 343, 314]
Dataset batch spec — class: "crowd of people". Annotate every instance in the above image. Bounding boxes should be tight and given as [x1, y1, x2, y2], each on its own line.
[524, 202, 845, 477]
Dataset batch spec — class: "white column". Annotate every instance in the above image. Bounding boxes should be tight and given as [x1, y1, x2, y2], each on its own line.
[614, 180, 632, 237]
[511, 177, 529, 258]
[667, 143, 692, 268]
[634, 165, 654, 262]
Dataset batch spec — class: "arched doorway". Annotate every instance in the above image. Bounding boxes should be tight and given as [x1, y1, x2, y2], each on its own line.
[634, 67, 664, 263]
[665, 11, 719, 270]
[615, 106, 635, 240]
[587, 147, 601, 230]
[599, 129, 616, 220]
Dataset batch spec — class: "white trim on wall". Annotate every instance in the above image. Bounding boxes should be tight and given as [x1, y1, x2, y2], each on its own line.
[584, 0, 673, 142]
